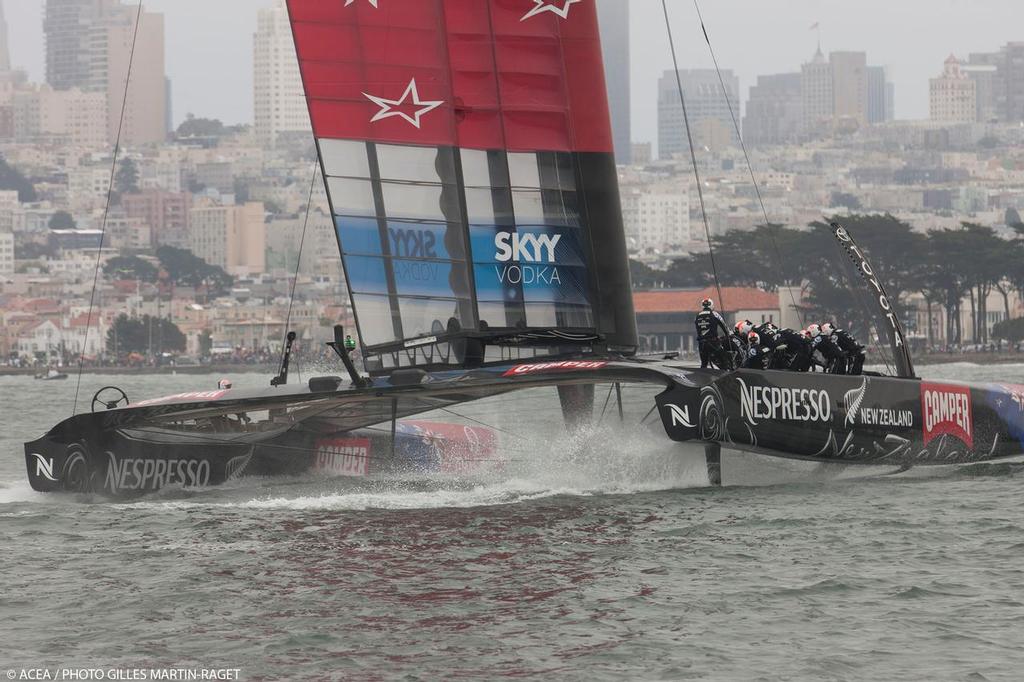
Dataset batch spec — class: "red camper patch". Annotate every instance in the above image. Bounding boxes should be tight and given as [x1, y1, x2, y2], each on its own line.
[920, 382, 973, 449]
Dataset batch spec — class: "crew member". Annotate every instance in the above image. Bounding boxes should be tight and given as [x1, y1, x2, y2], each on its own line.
[822, 323, 866, 375]
[807, 323, 845, 374]
[742, 331, 772, 369]
[729, 321, 752, 366]
[752, 322, 784, 368]
[695, 298, 732, 369]
[775, 327, 813, 372]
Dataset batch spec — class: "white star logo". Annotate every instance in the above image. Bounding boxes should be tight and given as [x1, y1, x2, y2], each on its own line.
[344, 0, 379, 7]
[363, 78, 444, 129]
[521, 0, 581, 21]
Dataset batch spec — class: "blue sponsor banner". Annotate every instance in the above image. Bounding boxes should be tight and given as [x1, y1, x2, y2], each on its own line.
[336, 216, 383, 256]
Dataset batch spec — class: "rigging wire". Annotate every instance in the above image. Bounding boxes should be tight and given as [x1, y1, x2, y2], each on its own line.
[689, 0, 805, 328]
[72, 0, 144, 416]
[278, 162, 321, 384]
[660, 0, 724, 309]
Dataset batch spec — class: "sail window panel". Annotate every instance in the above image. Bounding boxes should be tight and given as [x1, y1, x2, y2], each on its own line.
[342, 256, 390, 296]
[327, 177, 377, 216]
[465, 188, 515, 225]
[468, 224, 505, 265]
[477, 301, 526, 330]
[521, 265, 591, 307]
[335, 216, 383, 256]
[385, 221, 467, 261]
[396, 297, 474, 340]
[391, 259, 471, 299]
[350, 294, 398, 347]
[380, 181, 460, 222]
[375, 144, 457, 185]
[320, 139, 371, 179]
[525, 303, 594, 330]
[511, 189, 581, 226]
[460, 149, 510, 189]
[507, 152, 541, 189]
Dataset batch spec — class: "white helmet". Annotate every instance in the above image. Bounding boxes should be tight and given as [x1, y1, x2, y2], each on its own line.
[701, 297, 714, 310]
[806, 324, 821, 338]
[735, 320, 753, 336]
[747, 331, 760, 346]
[821, 323, 835, 336]
[217, 378, 233, 390]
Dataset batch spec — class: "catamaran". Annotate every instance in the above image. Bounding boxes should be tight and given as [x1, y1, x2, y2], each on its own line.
[24, 0, 1024, 495]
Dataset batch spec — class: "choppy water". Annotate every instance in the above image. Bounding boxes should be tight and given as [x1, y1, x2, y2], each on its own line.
[3, 365, 1024, 680]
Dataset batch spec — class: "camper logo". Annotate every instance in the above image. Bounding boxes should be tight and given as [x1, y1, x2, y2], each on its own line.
[921, 383, 973, 449]
[314, 438, 371, 477]
[494, 231, 562, 286]
[521, 0, 581, 22]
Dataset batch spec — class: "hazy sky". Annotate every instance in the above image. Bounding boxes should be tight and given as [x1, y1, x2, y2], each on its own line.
[6, 0, 1024, 145]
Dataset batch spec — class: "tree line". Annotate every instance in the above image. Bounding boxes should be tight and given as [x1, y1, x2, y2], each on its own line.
[629, 214, 1024, 346]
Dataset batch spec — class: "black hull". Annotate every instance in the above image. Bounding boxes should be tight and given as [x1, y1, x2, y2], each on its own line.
[24, 358, 1024, 495]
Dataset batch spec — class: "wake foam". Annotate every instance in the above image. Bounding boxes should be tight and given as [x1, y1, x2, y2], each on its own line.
[138, 420, 712, 511]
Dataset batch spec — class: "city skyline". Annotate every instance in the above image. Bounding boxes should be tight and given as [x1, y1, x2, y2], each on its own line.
[4, 0, 1024, 152]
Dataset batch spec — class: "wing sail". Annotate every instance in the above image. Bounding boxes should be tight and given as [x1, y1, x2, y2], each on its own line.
[287, 0, 637, 370]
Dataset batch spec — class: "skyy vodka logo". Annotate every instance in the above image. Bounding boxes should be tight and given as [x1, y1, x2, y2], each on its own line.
[494, 232, 562, 286]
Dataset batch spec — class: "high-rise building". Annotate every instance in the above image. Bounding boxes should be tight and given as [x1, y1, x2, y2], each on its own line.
[658, 69, 739, 159]
[1004, 42, 1024, 123]
[254, 0, 310, 148]
[930, 55, 976, 124]
[0, 0, 11, 73]
[962, 63, 999, 122]
[621, 188, 690, 250]
[12, 84, 107, 147]
[830, 51, 867, 126]
[866, 66, 895, 124]
[101, 5, 167, 145]
[44, 0, 166, 146]
[44, 0, 112, 90]
[743, 73, 802, 146]
[190, 201, 266, 276]
[122, 190, 192, 250]
[596, 0, 630, 164]
[801, 47, 832, 136]
[0, 231, 13, 277]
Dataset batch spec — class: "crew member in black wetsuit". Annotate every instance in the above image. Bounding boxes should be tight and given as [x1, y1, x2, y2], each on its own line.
[807, 323, 845, 374]
[695, 298, 732, 369]
[752, 322, 784, 367]
[742, 331, 772, 369]
[730, 320, 753, 367]
[775, 327, 813, 372]
[822, 323, 866, 375]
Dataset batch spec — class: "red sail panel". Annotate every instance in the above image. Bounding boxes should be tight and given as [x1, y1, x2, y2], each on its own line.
[287, 0, 613, 153]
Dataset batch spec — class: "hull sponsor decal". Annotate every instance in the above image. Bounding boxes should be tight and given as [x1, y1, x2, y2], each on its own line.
[736, 377, 831, 427]
[134, 390, 229, 407]
[843, 377, 913, 428]
[921, 382, 973, 449]
[30, 453, 57, 481]
[105, 453, 212, 492]
[666, 403, 695, 428]
[502, 360, 608, 377]
[313, 437, 371, 477]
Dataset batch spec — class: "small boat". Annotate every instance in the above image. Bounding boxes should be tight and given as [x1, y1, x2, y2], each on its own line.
[34, 368, 69, 381]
